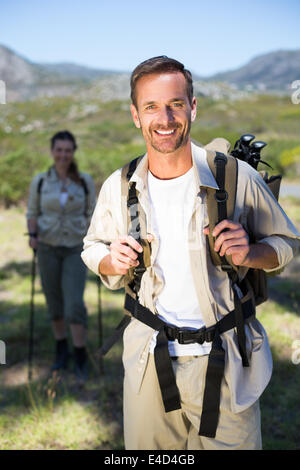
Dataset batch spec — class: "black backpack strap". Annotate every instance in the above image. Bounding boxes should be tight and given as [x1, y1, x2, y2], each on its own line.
[206, 150, 238, 271]
[79, 176, 89, 217]
[214, 152, 229, 222]
[201, 150, 250, 437]
[124, 294, 181, 413]
[36, 168, 52, 216]
[124, 291, 255, 436]
[208, 152, 250, 366]
[98, 156, 150, 357]
[125, 157, 150, 296]
[37, 175, 45, 216]
[37, 177, 44, 194]
[98, 314, 132, 356]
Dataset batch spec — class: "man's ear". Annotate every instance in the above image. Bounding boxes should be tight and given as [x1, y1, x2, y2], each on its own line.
[191, 97, 197, 122]
[131, 104, 141, 129]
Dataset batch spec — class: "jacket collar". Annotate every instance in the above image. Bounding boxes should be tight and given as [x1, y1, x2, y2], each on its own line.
[47, 166, 73, 186]
[129, 141, 219, 192]
[47, 166, 60, 182]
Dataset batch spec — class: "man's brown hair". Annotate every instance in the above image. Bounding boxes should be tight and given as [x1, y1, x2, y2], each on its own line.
[130, 55, 194, 108]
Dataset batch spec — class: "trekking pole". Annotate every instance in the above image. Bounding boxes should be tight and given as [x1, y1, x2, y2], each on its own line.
[28, 249, 37, 382]
[97, 276, 104, 374]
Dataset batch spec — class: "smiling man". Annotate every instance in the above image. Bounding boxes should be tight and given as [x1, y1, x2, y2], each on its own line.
[130, 71, 195, 159]
[81, 56, 300, 450]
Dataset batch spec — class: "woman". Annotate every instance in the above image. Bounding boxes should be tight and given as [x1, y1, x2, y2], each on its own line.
[26, 130, 96, 382]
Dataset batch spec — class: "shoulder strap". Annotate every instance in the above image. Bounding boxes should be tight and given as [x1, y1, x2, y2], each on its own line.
[206, 149, 250, 366]
[206, 150, 238, 270]
[121, 157, 142, 237]
[79, 175, 89, 217]
[37, 174, 45, 216]
[37, 177, 44, 194]
[121, 156, 151, 297]
[37, 168, 51, 195]
[97, 157, 145, 356]
[80, 176, 89, 195]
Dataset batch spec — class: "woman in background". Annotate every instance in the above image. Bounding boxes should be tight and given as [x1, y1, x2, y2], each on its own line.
[27, 130, 96, 383]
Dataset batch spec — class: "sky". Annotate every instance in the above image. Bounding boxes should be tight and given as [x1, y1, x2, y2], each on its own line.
[1, 0, 300, 77]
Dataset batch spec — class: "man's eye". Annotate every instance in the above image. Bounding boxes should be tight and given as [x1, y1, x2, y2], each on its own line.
[173, 102, 183, 108]
[145, 105, 155, 110]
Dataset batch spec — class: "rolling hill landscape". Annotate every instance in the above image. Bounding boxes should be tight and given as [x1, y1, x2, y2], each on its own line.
[1, 44, 300, 102]
[0, 43, 300, 208]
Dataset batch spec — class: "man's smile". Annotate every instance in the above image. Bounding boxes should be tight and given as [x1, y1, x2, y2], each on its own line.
[154, 129, 176, 136]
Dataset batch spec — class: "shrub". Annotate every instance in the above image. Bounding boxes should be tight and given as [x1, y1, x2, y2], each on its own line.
[280, 146, 300, 176]
[0, 149, 49, 207]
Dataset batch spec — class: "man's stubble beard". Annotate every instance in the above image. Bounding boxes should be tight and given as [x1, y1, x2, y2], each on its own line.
[141, 119, 192, 155]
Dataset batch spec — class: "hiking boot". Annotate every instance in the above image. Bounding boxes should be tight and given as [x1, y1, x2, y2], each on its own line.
[51, 338, 69, 372]
[74, 346, 88, 384]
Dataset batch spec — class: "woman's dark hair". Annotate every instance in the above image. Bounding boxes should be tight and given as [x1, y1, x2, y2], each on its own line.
[130, 55, 194, 108]
[50, 130, 81, 184]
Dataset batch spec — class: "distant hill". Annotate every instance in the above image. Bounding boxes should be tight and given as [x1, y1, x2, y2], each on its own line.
[1, 44, 300, 101]
[208, 49, 300, 91]
[38, 62, 123, 81]
[0, 45, 36, 87]
[0, 44, 130, 101]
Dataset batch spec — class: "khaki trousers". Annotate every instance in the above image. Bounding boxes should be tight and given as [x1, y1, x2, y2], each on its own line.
[124, 354, 262, 450]
[37, 242, 87, 327]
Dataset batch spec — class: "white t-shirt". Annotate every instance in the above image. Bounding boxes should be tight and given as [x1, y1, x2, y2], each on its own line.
[147, 167, 211, 357]
[60, 190, 68, 207]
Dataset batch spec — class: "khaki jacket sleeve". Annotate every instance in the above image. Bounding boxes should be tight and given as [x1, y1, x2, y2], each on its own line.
[81, 170, 125, 290]
[241, 162, 300, 272]
[26, 173, 42, 219]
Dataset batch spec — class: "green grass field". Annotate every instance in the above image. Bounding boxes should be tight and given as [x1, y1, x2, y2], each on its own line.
[0, 199, 299, 450]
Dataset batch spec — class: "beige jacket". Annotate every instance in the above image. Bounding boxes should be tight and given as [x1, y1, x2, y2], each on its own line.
[27, 167, 96, 247]
[82, 142, 300, 413]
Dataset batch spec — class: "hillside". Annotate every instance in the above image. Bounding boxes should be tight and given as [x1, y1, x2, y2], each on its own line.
[209, 49, 300, 92]
[1, 45, 300, 102]
[0, 45, 130, 102]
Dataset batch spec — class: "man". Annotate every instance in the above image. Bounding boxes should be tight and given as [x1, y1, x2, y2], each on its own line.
[81, 56, 300, 450]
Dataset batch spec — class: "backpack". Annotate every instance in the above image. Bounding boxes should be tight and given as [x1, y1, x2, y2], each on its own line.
[100, 133, 283, 358]
[99, 134, 283, 438]
[203, 134, 282, 308]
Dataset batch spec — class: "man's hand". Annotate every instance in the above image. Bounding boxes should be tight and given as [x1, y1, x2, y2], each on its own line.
[203, 220, 250, 266]
[203, 220, 279, 269]
[99, 234, 154, 276]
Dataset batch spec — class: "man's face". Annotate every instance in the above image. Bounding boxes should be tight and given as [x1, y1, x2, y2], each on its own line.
[131, 72, 197, 154]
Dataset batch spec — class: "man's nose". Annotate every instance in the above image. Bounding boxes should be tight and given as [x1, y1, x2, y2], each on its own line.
[158, 106, 175, 126]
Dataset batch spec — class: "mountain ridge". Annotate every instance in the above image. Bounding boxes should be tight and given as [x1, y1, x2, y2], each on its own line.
[208, 49, 300, 91]
[1, 44, 299, 101]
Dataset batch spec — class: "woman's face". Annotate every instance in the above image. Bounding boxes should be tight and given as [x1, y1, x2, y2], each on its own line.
[51, 139, 75, 172]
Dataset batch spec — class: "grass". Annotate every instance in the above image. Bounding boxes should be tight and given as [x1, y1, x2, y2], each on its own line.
[0, 207, 125, 449]
[0, 203, 300, 450]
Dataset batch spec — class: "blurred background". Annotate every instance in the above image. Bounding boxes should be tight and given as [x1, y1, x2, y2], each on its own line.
[0, 0, 299, 450]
